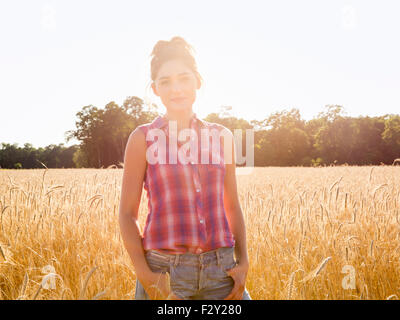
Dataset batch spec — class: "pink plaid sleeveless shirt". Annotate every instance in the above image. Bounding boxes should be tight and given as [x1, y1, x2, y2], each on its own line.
[137, 113, 235, 254]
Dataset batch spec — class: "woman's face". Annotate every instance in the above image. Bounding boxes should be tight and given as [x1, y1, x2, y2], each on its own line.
[152, 59, 200, 113]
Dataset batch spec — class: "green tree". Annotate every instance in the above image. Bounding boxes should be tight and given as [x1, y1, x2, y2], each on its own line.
[264, 108, 311, 166]
[14, 162, 22, 169]
[72, 147, 89, 168]
[66, 96, 159, 168]
[382, 114, 400, 161]
[314, 116, 358, 165]
[0, 143, 19, 168]
[350, 116, 386, 165]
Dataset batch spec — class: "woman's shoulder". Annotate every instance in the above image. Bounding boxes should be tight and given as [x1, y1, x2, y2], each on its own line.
[201, 120, 230, 132]
[127, 126, 146, 149]
[135, 116, 162, 135]
[135, 123, 149, 136]
[136, 120, 155, 132]
[201, 121, 233, 139]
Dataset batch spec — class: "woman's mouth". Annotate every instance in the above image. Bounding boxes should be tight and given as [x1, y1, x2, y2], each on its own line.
[171, 97, 186, 103]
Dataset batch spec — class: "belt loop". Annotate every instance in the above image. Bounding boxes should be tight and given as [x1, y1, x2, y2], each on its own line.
[216, 249, 221, 267]
[174, 254, 180, 267]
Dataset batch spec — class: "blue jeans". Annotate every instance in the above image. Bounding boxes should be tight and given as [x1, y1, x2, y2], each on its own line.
[134, 246, 251, 300]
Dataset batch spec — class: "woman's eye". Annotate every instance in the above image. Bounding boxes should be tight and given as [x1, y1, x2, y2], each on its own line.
[159, 77, 189, 86]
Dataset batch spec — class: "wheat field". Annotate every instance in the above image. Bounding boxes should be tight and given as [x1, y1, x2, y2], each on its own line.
[1, 166, 400, 300]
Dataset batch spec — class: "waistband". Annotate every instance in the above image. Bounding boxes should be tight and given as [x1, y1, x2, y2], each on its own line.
[145, 246, 234, 266]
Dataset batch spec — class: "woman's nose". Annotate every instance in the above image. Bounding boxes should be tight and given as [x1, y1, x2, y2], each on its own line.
[171, 81, 183, 93]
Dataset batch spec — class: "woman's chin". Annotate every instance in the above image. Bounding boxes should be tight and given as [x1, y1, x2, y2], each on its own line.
[167, 103, 192, 112]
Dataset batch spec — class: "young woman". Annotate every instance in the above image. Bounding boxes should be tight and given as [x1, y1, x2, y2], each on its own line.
[119, 36, 251, 300]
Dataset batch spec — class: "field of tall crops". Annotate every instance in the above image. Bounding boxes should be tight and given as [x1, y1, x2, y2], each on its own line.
[1, 166, 400, 300]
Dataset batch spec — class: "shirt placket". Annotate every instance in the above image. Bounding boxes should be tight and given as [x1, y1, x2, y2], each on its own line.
[164, 117, 207, 254]
[188, 120, 207, 253]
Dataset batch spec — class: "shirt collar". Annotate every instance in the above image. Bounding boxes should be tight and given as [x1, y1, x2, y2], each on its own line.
[152, 112, 206, 130]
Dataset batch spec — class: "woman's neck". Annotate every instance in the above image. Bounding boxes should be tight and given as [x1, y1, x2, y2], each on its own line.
[164, 108, 195, 132]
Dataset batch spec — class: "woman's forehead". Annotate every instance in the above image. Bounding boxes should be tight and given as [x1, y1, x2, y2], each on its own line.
[156, 60, 193, 79]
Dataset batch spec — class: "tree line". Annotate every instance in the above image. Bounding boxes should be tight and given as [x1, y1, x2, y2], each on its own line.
[1, 97, 400, 169]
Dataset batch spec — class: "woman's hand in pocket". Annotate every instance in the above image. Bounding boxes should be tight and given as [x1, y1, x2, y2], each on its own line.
[141, 271, 181, 300]
[223, 262, 249, 300]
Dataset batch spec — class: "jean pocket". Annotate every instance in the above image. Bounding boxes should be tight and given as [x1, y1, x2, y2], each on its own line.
[222, 259, 237, 276]
[206, 258, 237, 281]
[145, 251, 171, 274]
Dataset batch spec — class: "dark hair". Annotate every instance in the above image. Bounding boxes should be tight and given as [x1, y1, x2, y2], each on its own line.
[150, 36, 203, 86]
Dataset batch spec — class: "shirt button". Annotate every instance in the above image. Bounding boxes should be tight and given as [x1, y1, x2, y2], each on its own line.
[196, 188, 200, 192]
[200, 219, 204, 224]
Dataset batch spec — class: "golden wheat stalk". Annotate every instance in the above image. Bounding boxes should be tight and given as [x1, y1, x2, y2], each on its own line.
[92, 290, 107, 300]
[32, 283, 42, 300]
[0, 245, 6, 261]
[17, 272, 29, 299]
[79, 266, 98, 300]
[301, 257, 331, 283]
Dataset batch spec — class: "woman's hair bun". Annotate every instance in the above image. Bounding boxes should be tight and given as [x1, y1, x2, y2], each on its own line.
[151, 36, 194, 58]
[170, 36, 195, 53]
[150, 40, 169, 57]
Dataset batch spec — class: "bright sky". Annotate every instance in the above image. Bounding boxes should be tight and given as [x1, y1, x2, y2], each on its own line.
[1, 0, 399, 148]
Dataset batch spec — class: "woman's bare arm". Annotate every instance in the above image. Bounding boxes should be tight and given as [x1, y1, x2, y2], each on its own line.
[118, 127, 152, 279]
[223, 130, 249, 267]
[222, 130, 249, 300]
